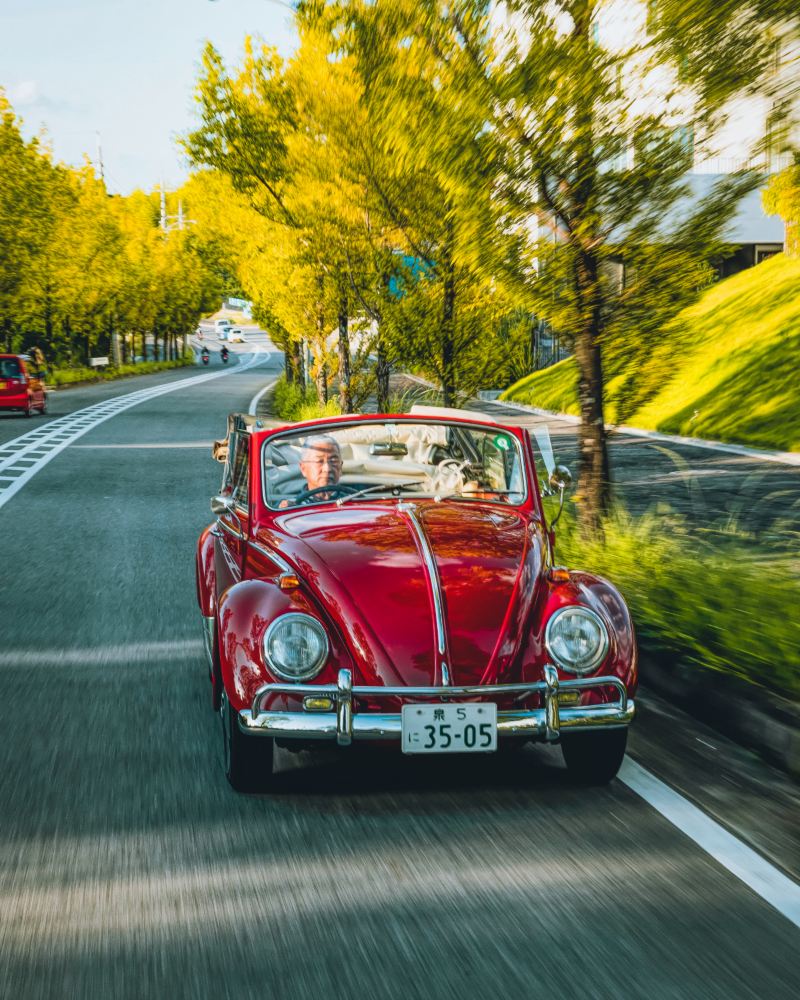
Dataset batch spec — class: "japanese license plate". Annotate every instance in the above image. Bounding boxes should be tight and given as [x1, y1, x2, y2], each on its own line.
[401, 703, 497, 755]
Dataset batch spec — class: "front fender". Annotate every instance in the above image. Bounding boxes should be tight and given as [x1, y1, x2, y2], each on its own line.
[534, 571, 638, 697]
[216, 580, 355, 712]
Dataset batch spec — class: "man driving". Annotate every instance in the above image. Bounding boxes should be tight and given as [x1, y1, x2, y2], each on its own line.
[277, 435, 343, 507]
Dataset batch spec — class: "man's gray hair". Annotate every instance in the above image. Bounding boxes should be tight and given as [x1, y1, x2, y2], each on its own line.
[300, 435, 341, 462]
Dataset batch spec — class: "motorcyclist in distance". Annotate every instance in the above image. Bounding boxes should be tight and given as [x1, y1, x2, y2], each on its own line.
[220, 346, 229, 363]
[201, 346, 210, 365]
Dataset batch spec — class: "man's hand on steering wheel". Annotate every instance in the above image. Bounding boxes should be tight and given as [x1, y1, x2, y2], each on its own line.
[293, 483, 359, 504]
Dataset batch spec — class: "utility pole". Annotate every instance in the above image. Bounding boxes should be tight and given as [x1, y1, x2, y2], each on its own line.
[95, 132, 105, 183]
[159, 183, 195, 232]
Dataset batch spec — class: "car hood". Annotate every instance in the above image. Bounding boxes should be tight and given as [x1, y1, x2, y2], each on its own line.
[263, 502, 545, 688]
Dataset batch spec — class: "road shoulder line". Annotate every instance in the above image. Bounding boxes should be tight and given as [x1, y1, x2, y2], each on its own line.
[489, 398, 800, 467]
[619, 756, 800, 929]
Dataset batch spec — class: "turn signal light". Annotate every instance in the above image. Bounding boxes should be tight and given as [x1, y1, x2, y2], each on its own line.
[549, 567, 570, 583]
[278, 573, 301, 591]
[303, 696, 334, 712]
[558, 691, 580, 706]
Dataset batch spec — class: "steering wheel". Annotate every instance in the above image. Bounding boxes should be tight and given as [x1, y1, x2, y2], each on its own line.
[293, 484, 359, 505]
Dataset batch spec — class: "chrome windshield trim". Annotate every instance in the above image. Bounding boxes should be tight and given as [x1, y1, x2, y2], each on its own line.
[403, 505, 448, 668]
[260, 417, 529, 510]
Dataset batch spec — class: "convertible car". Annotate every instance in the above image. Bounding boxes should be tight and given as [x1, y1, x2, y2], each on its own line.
[196, 407, 637, 792]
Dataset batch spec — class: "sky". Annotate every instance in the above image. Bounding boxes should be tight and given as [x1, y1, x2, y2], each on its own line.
[0, 0, 298, 195]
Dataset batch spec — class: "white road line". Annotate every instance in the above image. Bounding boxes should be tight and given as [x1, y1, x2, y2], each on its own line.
[0, 639, 204, 667]
[485, 398, 800, 467]
[70, 442, 214, 450]
[0, 348, 268, 512]
[248, 376, 279, 415]
[619, 757, 800, 929]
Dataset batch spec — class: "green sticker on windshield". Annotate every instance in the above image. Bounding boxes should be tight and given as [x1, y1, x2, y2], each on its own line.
[493, 434, 511, 450]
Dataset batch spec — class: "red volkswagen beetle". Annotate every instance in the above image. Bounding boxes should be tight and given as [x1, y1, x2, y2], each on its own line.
[196, 407, 637, 792]
[0, 354, 47, 417]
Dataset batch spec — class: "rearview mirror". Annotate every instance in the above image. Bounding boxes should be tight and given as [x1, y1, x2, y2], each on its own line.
[370, 441, 408, 457]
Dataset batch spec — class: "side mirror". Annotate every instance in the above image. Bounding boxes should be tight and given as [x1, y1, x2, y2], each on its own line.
[548, 465, 572, 530]
[549, 465, 573, 494]
[211, 494, 235, 516]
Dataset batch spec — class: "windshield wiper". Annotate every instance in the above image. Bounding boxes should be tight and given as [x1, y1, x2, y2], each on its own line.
[336, 481, 426, 506]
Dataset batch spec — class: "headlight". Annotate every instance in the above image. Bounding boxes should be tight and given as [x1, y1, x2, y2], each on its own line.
[263, 613, 329, 681]
[544, 606, 609, 674]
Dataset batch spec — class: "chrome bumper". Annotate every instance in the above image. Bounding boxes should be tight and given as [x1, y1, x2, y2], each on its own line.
[239, 667, 635, 745]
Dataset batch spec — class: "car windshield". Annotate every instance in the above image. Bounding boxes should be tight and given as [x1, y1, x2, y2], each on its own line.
[263, 421, 527, 510]
[1, 359, 21, 378]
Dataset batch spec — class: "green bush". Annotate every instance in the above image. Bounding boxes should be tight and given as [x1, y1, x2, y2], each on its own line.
[273, 376, 342, 422]
[50, 355, 193, 387]
[553, 504, 800, 699]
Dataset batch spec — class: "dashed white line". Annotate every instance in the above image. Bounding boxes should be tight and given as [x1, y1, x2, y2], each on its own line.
[0, 348, 268, 511]
[619, 757, 800, 929]
[0, 640, 205, 668]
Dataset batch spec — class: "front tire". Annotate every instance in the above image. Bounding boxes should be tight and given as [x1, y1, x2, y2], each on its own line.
[561, 728, 627, 785]
[220, 688, 276, 793]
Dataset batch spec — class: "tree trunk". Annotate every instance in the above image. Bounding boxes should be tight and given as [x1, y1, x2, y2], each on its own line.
[337, 275, 352, 412]
[441, 237, 456, 407]
[285, 349, 294, 384]
[43, 286, 53, 355]
[573, 252, 611, 535]
[315, 359, 328, 404]
[376, 328, 390, 412]
[315, 274, 328, 404]
[290, 339, 305, 385]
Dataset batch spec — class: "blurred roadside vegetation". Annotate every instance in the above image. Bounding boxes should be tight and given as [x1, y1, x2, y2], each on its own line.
[503, 252, 800, 452]
[0, 95, 219, 371]
[553, 503, 800, 700]
[273, 375, 343, 423]
[49, 354, 194, 388]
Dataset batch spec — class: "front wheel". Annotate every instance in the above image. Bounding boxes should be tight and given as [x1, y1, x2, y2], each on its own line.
[560, 728, 628, 785]
[220, 689, 276, 793]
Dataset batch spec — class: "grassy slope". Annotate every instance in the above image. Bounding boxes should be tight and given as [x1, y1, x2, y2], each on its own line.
[502, 253, 800, 451]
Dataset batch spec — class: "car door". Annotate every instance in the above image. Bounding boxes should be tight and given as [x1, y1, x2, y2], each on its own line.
[0, 357, 24, 408]
[214, 430, 250, 596]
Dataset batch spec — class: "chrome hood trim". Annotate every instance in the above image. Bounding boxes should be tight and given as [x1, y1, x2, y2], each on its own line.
[400, 502, 450, 685]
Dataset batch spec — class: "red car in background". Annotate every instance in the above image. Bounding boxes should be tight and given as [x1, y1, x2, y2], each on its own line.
[0, 354, 47, 417]
[197, 408, 637, 793]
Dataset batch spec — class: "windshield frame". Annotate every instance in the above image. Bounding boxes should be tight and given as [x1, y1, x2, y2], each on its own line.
[259, 416, 532, 513]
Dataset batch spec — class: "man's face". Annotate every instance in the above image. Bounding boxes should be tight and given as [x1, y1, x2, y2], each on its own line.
[299, 442, 342, 491]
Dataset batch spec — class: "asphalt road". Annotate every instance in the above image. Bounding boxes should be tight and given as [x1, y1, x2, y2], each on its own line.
[1, 340, 798, 999]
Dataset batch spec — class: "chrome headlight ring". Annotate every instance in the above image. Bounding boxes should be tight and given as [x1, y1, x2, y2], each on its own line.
[262, 612, 329, 682]
[544, 605, 610, 675]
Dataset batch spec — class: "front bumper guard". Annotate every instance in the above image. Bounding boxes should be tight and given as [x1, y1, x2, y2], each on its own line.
[239, 667, 635, 746]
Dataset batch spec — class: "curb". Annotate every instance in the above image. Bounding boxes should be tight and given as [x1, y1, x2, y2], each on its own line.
[493, 398, 800, 468]
[643, 659, 800, 780]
